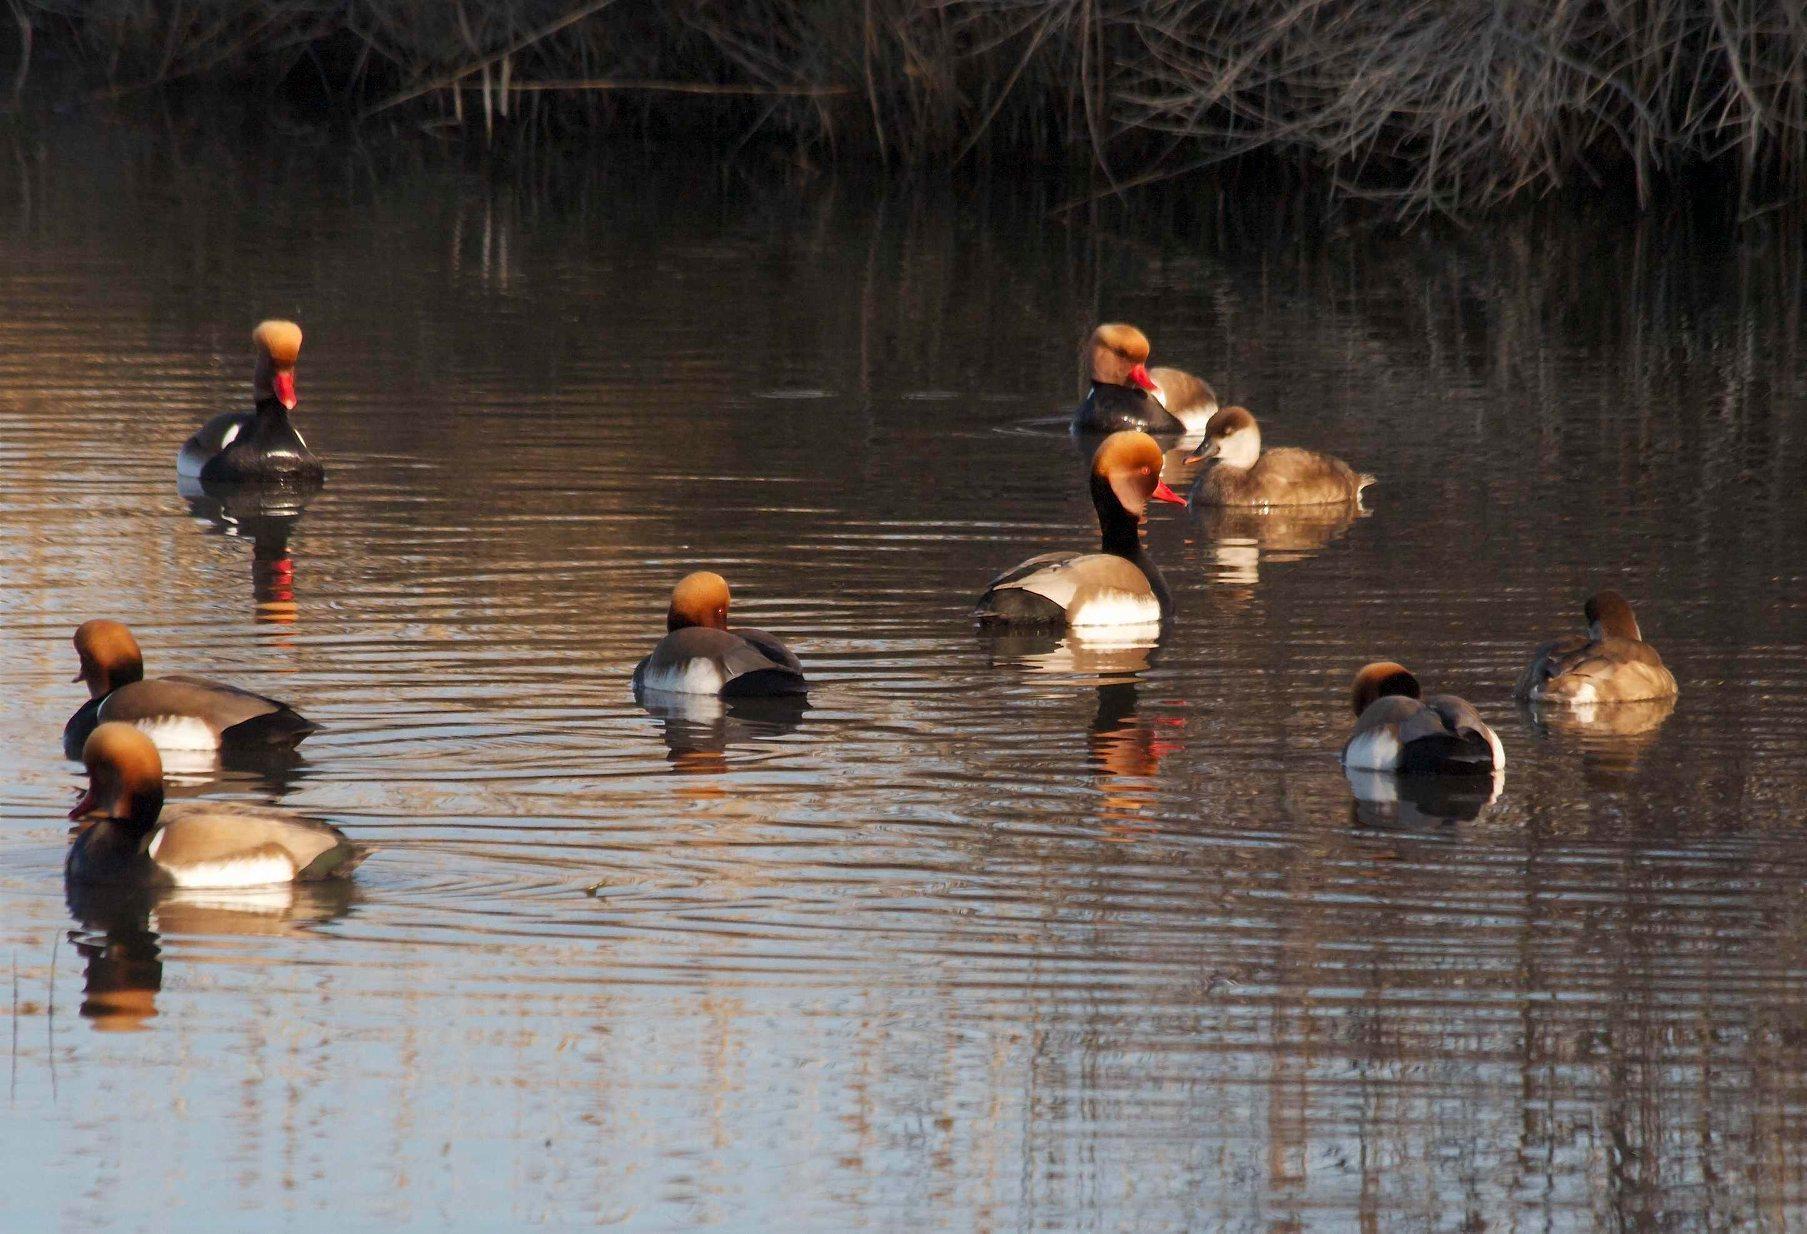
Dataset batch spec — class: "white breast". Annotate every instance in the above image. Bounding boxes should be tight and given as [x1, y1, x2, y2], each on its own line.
[134, 715, 221, 751]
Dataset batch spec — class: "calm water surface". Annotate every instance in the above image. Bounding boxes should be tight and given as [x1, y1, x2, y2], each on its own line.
[2, 123, 1806, 1232]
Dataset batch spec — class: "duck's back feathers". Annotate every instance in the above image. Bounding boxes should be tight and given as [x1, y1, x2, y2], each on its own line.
[1345, 694, 1502, 774]
[1516, 634, 1677, 704]
[1147, 366, 1218, 431]
[1072, 384, 1185, 436]
[634, 627, 806, 698]
[177, 412, 252, 478]
[1193, 447, 1373, 507]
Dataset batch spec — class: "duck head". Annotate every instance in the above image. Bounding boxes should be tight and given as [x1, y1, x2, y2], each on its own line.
[1186, 406, 1261, 469]
[1584, 590, 1643, 641]
[1350, 661, 1421, 716]
[1091, 430, 1185, 523]
[252, 320, 303, 410]
[72, 620, 144, 699]
[1086, 324, 1160, 395]
[71, 723, 165, 826]
[668, 571, 732, 632]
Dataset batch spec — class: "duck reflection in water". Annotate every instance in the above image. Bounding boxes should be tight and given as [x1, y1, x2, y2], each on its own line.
[1521, 695, 1676, 784]
[1346, 766, 1504, 830]
[636, 690, 808, 775]
[180, 474, 320, 626]
[65, 880, 354, 1032]
[984, 626, 1178, 829]
[1190, 502, 1364, 589]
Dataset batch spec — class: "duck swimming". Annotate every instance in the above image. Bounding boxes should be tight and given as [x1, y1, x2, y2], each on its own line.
[178, 320, 323, 485]
[976, 430, 1186, 628]
[633, 572, 806, 697]
[1070, 324, 1218, 436]
[67, 723, 364, 889]
[1342, 661, 1505, 775]
[1187, 407, 1374, 507]
[1515, 590, 1678, 705]
[64, 620, 320, 759]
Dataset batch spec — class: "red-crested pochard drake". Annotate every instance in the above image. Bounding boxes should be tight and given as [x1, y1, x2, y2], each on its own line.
[1514, 590, 1678, 705]
[1071, 324, 1219, 436]
[976, 430, 1186, 627]
[633, 572, 807, 697]
[1342, 661, 1505, 775]
[1187, 407, 1373, 507]
[63, 620, 321, 759]
[68, 724, 365, 889]
[178, 321, 324, 485]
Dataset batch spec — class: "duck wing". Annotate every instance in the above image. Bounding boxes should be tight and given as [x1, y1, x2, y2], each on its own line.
[1400, 694, 1501, 773]
[1147, 366, 1218, 429]
[1249, 448, 1371, 504]
[977, 552, 1160, 627]
[177, 412, 252, 478]
[100, 676, 319, 747]
[733, 627, 804, 674]
[1519, 635, 1675, 703]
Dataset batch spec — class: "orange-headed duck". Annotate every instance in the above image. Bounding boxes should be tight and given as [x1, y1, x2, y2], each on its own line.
[633, 572, 806, 697]
[67, 724, 364, 888]
[1515, 590, 1678, 705]
[976, 430, 1186, 627]
[1071, 324, 1219, 436]
[178, 321, 323, 485]
[64, 620, 320, 759]
[1342, 662, 1505, 775]
[1187, 407, 1374, 507]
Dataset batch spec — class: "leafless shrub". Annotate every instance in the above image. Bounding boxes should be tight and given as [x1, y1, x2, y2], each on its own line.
[10, 0, 1807, 217]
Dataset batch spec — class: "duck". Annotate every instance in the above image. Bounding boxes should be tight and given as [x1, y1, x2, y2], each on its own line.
[64, 620, 320, 759]
[1187, 407, 1374, 507]
[632, 572, 806, 697]
[177, 320, 324, 485]
[1514, 590, 1678, 705]
[1070, 324, 1218, 436]
[1342, 661, 1505, 775]
[976, 430, 1186, 627]
[67, 723, 365, 888]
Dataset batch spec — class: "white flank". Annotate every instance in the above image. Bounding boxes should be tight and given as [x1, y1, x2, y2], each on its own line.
[218, 423, 241, 449]
[1069, 590, 1163, 628]
[1343, 725, 1402, 771]
[135, 715, 220, 751]
[292, 428, 309, 449]
[1486, 725, 1507, 770]
[164, 852, 299, 890]
[640, 658, 729, 696]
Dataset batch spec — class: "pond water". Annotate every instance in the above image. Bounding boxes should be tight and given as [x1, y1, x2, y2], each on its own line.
[2, 121, 1806, 1232]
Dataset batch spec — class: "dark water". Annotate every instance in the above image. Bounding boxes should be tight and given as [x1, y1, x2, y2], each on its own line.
[2, 121, 1806, 1232]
